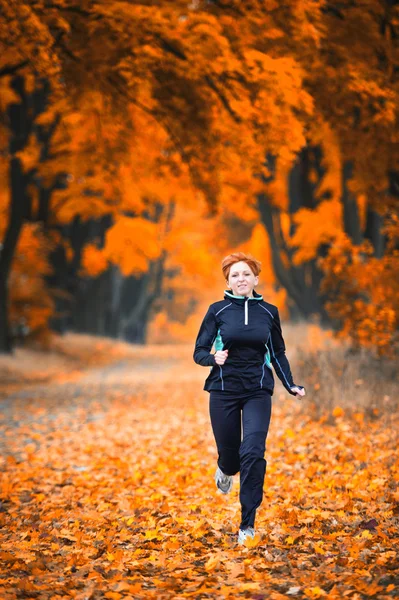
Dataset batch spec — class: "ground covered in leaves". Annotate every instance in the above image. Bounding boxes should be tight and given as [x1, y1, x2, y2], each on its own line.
[0, 344, 398, 599]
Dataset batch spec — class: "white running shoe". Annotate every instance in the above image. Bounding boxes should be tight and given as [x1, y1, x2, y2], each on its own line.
[214, 466, 233, 494]
[238, 526, 256, 545]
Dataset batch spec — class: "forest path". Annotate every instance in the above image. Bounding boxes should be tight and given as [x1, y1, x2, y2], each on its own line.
[0, 347, 398, 599]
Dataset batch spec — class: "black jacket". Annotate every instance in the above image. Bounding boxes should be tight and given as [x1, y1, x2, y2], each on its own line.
[193, 289, 301, 395]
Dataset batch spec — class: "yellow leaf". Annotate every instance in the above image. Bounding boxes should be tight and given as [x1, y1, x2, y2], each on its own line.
[332, 406, 344, 418]
[304, 586, 327, 598]
[284, 428, 296, 438]
[243, 532, 262, 548]
[239, 582, 261, 591]
[204, 555, 220, 572]
[104, 216, 161, 276]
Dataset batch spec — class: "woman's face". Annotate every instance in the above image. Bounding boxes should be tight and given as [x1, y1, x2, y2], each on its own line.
[226, 261, 259, 297]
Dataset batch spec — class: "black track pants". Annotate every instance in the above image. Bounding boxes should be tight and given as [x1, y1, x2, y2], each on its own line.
[209, 389, 272, 530]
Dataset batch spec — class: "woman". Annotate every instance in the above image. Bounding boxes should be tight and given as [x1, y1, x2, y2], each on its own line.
[193, 252, 305, 545]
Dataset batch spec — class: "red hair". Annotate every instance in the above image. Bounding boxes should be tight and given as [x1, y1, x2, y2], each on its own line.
[222, 252, 262, 280]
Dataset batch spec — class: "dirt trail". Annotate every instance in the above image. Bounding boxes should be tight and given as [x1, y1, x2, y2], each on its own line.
[0, 345, 198, 418]
[0, 347, 398, 599]
[0, 347, 206, 461]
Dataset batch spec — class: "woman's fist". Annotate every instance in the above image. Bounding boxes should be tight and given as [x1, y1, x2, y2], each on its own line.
[214, 350, 228, 365]
[290, 385, 306, 398]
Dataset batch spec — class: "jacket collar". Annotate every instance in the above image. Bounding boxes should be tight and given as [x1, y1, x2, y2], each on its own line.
[224, 289, 263, 305]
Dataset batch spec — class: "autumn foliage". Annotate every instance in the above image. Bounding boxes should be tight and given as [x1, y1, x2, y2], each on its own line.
[1, 0, 399, 355]
[0, 347, 398, 599]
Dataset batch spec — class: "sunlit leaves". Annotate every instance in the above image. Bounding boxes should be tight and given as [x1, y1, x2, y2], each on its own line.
[289, 201, 343, 265]
[1, 0, 399, 356]
[7, 224, 54, 341]
[81, 244, 109, 278]
[319, 232, 399, 355]
[103, 216, 161, 276]
[0, 347, 398, 597]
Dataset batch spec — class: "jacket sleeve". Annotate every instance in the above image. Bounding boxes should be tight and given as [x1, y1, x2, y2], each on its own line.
[193, 305, 218, 367]
[267, 308, 301, 396]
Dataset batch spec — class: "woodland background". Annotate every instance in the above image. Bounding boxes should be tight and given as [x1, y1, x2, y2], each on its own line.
[1, 0, 399, 357]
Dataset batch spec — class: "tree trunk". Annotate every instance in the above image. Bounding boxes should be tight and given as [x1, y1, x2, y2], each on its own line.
[257, 193, 329, 321]
[0, 158, 29, 352]
[0, 76, 52, 352]
[120, 273, 151, 343]
[364, 205, 385, 258]
[105, 265, 124, 338]
[80, 269, 109, 336]
[120, 252, 166, 344]
[0, 277, 10, 353]
[257, 146, 332, 324]
[342, 161, 362, 245]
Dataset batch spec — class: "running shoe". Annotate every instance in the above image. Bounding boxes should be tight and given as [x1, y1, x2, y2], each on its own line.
[237, 526, 256, 545]
[214, 466, 233, 494]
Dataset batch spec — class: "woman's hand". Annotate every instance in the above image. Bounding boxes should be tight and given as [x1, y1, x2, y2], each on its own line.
[214, 350, 229, 365]
[291, 386, 306, 398]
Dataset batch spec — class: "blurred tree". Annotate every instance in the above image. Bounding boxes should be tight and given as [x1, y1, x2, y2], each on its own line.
[249, 0, 399, 352]
[0, 76, 54, 352]
[288, 0, 399, 351]
[1, 0, 399, 355]
[0, 0, 313, 352]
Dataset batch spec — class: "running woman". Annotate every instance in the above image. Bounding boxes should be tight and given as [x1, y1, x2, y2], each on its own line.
[193, 252, 305, 545]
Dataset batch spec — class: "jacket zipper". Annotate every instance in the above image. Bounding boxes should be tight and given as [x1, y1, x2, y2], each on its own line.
[244, 297, 248, 325]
